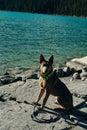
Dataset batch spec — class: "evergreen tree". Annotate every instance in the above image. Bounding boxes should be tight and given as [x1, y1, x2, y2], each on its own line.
[0, 0, 87, 17]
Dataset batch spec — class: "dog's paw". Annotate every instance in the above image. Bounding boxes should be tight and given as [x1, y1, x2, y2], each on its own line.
[38, 106, 43, 110]
[54, 101, 58, 104]
[32, 101, 38, 105]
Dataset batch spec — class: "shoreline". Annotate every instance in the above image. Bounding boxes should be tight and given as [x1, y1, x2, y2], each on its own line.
[0, 10, 87, 19]
[0, 56, 87, 86]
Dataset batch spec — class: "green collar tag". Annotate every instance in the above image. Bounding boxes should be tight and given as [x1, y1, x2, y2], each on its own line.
[42, 75, 50, 81]
[41, 70, 56, 81]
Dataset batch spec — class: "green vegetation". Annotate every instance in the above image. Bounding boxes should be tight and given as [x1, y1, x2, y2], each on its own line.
[0, 0, 87, 16]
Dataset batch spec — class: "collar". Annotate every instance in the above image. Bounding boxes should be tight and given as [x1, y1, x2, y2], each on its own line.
[41, 75, 50, 81]
[41, 70, 56, 81]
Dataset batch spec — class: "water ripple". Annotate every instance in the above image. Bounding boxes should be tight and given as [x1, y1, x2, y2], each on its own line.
[0, 11, 87, 74]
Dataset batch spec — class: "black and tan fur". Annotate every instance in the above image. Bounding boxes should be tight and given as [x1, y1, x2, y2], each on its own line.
[33, 54, 73, 110]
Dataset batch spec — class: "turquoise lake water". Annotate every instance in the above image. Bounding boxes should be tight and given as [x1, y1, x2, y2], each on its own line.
[0, 11, 87, 74]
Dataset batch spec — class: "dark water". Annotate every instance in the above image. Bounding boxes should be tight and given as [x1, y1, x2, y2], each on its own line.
[0, 10, 87, 74]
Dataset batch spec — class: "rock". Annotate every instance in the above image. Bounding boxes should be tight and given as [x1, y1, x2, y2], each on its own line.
[82, 67, 87, 72]
[0, 72, 25, 86]
[80, 72, 87, 78]
[66, 56, 87, 73]
[72, 72, 80, 79]
[4, 72, 10, 75]
[15, 69, 39, 80]
[81, 77, 87, 81]
[71, 56, 87, 65]
[0, 68, 39, 86]
[9, 67, 30, 75]
[0, 72, 15, 85]
[66, 61, 83, 73]
[80, 72, 87, 81]
[55, 67, 65, 77]
[15, 76, 23, 81]
[0, 94, 7, 102]
[0, 80, 3, 86]
[63, 67, 71, 76]
[27, 73, 38, 79]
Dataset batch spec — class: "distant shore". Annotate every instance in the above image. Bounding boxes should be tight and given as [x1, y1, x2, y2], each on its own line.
[0, 9, 87, 18]
[0, 0, 87, 17]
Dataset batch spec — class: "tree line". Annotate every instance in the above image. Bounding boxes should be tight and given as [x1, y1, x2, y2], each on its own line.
[0, 0, 87, 17]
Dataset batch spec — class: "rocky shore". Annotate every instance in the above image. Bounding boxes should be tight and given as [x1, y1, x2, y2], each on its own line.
[0, 56, 87, 130]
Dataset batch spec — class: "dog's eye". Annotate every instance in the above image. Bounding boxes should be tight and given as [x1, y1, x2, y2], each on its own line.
[43, 63, 49, 67]
[43, 64, 46, 67]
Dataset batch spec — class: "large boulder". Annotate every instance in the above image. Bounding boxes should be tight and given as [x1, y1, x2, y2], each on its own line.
[66, 56, 87, 73]
[71, 56, 87, 65]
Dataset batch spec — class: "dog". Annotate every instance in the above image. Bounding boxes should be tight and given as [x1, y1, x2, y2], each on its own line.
[33, 54, 73, 110]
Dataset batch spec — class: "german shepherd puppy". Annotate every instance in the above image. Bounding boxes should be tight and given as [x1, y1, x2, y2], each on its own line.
[33, 54, 73, 110]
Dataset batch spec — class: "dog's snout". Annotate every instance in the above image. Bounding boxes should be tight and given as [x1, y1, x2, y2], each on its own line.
[42, 67, 48, 74]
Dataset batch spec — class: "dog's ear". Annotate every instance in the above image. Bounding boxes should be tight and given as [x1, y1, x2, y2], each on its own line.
[49, 55, 54, 65]
[40, 54, 45, 63]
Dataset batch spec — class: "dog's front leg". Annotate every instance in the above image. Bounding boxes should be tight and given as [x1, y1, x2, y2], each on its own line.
[32, 88, 45, 105]
[38, 92, 49, 110]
